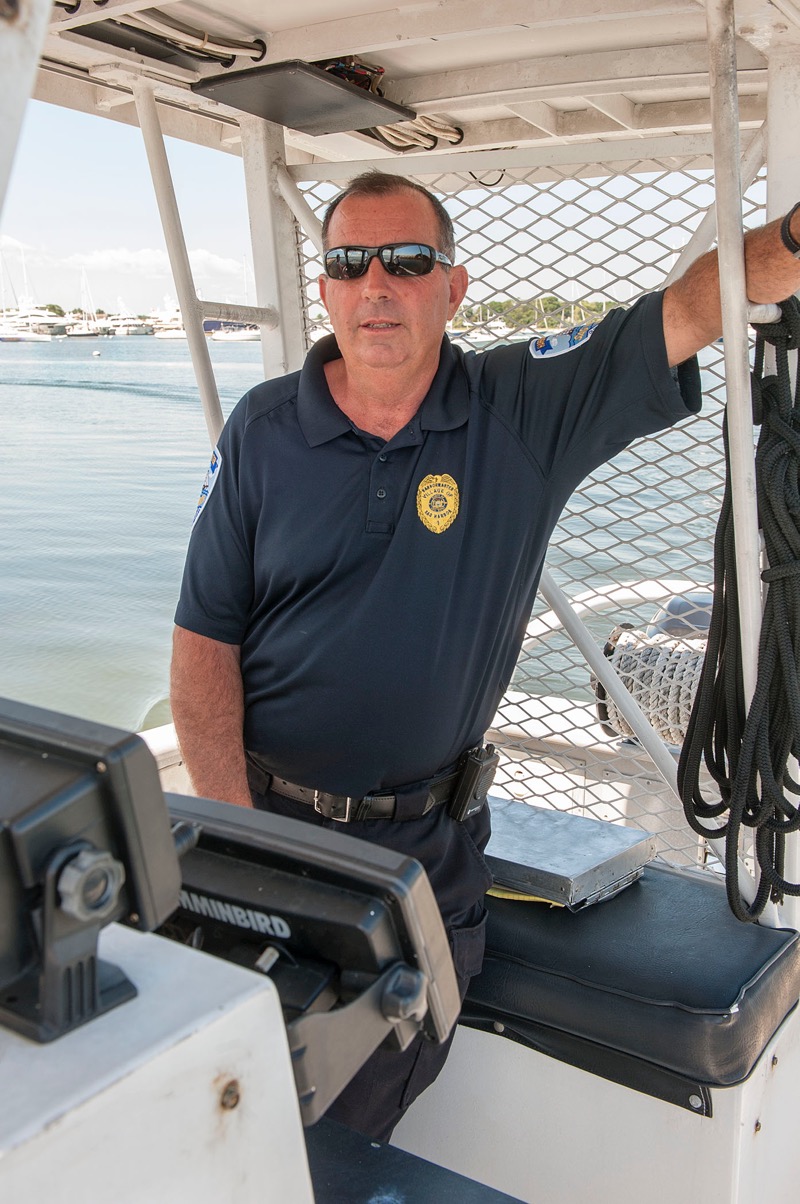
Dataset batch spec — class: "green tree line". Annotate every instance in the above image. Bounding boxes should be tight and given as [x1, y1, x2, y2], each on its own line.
[455, 296, 611, 330]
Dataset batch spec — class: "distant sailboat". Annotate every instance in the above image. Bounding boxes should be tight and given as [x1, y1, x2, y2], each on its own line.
[66, 270, 114, 336]
[0, 247, 61, 340]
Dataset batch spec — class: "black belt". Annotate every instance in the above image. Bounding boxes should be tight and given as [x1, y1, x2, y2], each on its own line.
[246, 746, 496, 823]
[267, 768, 462, 822]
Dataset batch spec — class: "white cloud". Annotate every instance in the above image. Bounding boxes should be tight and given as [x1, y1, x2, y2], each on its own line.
[59, 246, 244, 280]
[62, 247, 172, 277]
[0, 240, 249, 311]
[187, 249, 244, 279]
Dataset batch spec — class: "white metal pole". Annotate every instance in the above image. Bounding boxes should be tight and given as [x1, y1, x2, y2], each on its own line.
[538, 569, 681, 797]
[703, 1, 784, 925]
[239, 115, 307, 381]
[0, 0, 52, 220]
[275, 166, 324, 253]
[663, 124, 766, 288]
[131, 80, 224, 447]
[705, 0, 763, 708]
[537, 572, 769, 912]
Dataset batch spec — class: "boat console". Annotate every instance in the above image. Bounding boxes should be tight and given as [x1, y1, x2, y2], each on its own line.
[0, 700, 494, 1203]
[163, 791, 461, 1124]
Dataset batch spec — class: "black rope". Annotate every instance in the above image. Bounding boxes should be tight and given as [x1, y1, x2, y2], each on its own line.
[677, 296, 800, 921]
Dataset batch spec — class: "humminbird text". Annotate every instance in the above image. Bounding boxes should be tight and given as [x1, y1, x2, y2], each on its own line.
[179, 890, 291, 937]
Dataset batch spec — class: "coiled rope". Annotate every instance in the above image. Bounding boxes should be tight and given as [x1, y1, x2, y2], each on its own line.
[677, 296, 800, 922]
[599, 627, 706, 747]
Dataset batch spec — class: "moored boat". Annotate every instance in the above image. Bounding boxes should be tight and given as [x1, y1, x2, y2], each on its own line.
[210, 323, 260, 341]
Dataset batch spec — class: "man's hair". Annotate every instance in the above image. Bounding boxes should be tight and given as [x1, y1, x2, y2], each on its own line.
[321, 171, 456, 262]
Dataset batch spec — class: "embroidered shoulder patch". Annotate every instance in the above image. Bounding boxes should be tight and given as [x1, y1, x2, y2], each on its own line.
[529, 321, 599, 359]
[193, 446, 222, 526]
[417, 473, 459, 534]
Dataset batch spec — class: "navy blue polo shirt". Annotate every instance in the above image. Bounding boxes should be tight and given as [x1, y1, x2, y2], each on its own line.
[175, 291, 700, 796]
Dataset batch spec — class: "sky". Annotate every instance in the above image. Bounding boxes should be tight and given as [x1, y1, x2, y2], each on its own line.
[1, 100, 258, 316]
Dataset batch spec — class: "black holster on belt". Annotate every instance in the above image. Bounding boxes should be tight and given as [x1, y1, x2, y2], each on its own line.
[448, 743, 499, 822]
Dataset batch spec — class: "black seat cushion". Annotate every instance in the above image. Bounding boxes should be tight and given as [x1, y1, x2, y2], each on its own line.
[464, 861, 800, 1092]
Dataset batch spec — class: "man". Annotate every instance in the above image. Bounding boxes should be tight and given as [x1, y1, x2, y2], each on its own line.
[171, 173, 800, 1140]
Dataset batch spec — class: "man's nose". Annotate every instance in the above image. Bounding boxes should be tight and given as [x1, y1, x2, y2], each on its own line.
[360, 254, 392, 297]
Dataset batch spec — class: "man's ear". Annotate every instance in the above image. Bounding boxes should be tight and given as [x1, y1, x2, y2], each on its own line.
[448, 265, 469, 320]
[318, 274, 330, 313]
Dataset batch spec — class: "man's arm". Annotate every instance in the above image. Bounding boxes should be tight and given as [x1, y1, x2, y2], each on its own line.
[170, 625, 253, 808]
[663, 205, 800, 367]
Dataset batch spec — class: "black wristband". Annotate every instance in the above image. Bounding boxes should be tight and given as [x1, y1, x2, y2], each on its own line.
[780, 201, 800, 257]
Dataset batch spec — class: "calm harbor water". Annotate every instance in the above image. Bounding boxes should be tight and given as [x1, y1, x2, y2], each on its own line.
[1, 336, 261, 732]
[2, 336, 724, 734]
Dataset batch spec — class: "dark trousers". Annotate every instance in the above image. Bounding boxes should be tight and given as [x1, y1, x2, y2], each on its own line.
[249, 782, 492, 1142]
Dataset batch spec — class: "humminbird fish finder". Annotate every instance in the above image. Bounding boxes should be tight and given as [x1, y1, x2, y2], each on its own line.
[165, 793, 461, 1125]
[0, 697, 182, 1042]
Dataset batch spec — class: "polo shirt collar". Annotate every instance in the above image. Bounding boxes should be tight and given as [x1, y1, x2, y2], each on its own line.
[296, 333, 470, 448]
[296, 335, 352, 447]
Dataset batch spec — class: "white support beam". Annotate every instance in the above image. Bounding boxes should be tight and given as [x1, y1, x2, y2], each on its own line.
[663, 122, 766, 287]
[131, 79, 224, 446]
[537, 568, 682, 800]
[704, 0, 779, 922]
[765, 48, 800, 224]
[632, 91, 764, 130]
[755, 0, 800, 33]
[507, 101, 559, 136]
[706, 0, 763, 708]
[586, 92, 638, 129]
[557, 106, 636, 137]
[239, 115, 307, 379]
[451, 95, 767, 154]
[258, 1, 706, 65]
[286, 132, 720, 186]
[34, 67, 243, 155]
[388, 42, 766, 112]
[274, 166, 323, 253]
[0, 0, 53, 220]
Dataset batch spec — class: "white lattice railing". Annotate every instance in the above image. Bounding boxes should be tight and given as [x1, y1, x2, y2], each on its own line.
[293, 159, 767, 868]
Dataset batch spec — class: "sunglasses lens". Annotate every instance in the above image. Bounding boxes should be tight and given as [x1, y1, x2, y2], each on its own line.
[325, 249, 370, 280]
[324, 244, 446, 279]
[384, 245, 436, 276]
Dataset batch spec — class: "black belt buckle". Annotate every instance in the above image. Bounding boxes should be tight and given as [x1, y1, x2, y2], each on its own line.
[447, 744, 499, 823]
[314, 791, 357, 822]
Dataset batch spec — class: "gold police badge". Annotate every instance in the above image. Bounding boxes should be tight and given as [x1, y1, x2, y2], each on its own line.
[416, 473, 460, 534]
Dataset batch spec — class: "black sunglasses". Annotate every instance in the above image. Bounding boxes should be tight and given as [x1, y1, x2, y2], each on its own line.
[324, 243, 453, 280]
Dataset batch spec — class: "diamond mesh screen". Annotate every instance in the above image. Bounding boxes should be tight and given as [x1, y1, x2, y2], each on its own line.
[293, 158, 767, 868]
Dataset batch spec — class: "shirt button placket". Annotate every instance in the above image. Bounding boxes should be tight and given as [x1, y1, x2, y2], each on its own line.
[366, 450, 392, 532]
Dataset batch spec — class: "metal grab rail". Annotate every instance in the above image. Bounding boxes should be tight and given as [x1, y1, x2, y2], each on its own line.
[537, 568, 682, 799]
[705, 0, 763, 708]
[200, 301, 278, 326]
[132, 81, 225, 446]
[704, 0, 780, 923]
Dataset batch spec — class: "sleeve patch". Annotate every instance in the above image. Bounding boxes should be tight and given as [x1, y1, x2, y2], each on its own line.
[528, 321, 600, 359]
[192, 446, 222, 526]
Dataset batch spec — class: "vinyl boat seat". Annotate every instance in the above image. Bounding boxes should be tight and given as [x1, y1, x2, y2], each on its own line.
[462, 861, 800, 1113]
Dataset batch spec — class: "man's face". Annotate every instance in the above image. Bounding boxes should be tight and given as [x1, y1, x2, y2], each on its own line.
[319, 190, 468, 375]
